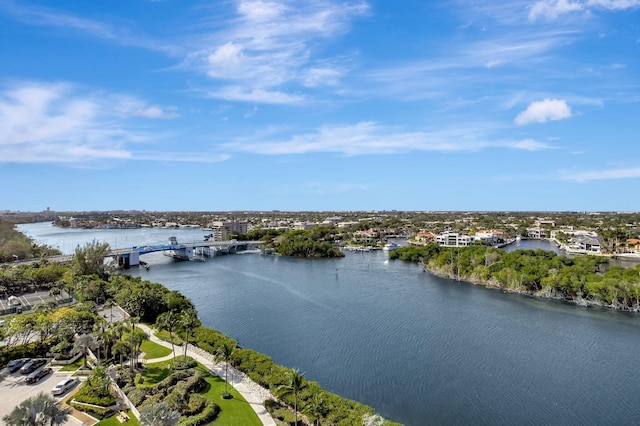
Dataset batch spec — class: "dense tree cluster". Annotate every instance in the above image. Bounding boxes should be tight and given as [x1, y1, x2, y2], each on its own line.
[0, 219, 60, 262]
[273, 228, 344, 258]
[391, 244, 640, 310]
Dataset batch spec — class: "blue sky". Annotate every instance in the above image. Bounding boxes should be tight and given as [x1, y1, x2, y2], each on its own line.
[1, 0, 639, 212]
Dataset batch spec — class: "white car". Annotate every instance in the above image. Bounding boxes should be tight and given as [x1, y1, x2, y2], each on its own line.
[51, 377, 78, 395]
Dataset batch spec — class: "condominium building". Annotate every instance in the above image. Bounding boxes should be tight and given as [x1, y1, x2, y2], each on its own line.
[209, 221, 248, 241]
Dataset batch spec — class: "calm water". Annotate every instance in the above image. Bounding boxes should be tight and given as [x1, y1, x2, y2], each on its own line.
[18, 223, 640, 425]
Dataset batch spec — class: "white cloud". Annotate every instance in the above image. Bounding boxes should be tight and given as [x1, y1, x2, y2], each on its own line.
[223, 121, 554, 155]
[514, 98, 572, 125]
[188, 0, 369, 103]
[529, 0, 583, 21]
[205, 86, 305, 104]
[529, 0, 640, 21]
[511, 139, 555, 150]
[132, 105, 180, 119]
[561, 166, 640, 182]
[0, 81, 218, 164]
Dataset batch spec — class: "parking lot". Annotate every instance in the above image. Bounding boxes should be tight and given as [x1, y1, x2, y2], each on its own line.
[0, 289, 73, 314]
[1, 363, 84, 425]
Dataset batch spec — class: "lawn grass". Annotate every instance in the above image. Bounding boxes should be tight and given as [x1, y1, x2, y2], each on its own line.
[140, 339, 173, 360]
[155, 329, 184, 346]
[96, 410, 139, 426]
[137, 361, 261, 425]
[195, 364, 262, 426]
[138, 359, 173, 387]
[59, 358, 84, 372]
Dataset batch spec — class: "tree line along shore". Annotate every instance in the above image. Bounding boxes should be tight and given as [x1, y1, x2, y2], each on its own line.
[390, 243, 640, 311]
[0, 242, 399, 425]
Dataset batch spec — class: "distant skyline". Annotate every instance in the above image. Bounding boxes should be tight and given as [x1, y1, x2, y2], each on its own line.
[1, 0, 640, 212]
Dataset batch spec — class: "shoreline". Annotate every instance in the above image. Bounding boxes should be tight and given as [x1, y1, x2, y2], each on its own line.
[423, 264, 640, 313]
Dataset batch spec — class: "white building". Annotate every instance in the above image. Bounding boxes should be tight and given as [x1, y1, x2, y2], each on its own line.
[435, 232, 474, 247]
[474, 230, 503, 245]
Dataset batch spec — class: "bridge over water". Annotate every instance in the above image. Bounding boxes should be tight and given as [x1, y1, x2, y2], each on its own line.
[109, 238, 265, 268]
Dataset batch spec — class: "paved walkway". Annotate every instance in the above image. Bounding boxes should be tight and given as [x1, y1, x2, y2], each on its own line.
[137, 324, 277, 426]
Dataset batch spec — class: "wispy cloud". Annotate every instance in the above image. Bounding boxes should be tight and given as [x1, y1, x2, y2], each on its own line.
[560, 166, 640, 182]
[223, 121, 555, 155]
[185, 0, 369, 103]
[363, 27, 577, 104]
[0, 0, 174, 53]
[0, 81, 219, 164]
[515, 98, 572, 125]
[528, 0, 640, 21]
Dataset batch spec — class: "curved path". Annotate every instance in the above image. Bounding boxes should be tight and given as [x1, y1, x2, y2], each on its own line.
[137, 324, 277, 426]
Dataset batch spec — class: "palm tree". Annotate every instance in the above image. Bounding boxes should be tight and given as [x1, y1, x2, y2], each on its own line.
[139, 402, 180, 426]
[3, 392, 72, 426]
[88, 366, 112, 398]
[127, 326, 147, 371]
[73, 333, 98, 368]
[156, 311, 179, 365]
[104, 299, 115, 322]
[179, 309, 200, 357]
[304, 394, 328, 425]
[215, 342, 235, 398]
[113, 340, 130, 366]
[278, 368, 306, 426]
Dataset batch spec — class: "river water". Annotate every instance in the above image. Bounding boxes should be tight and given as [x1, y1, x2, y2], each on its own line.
[17, 223, 640, 425]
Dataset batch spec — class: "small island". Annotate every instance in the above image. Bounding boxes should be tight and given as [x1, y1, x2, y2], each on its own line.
[270, 228, 345, 258]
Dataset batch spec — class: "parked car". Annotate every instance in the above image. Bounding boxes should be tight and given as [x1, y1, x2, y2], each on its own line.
[51, 377, 78, 395]
[5, 358, 31, 373]
[25, 367, 52, 384]
[20, 358, 47, 374]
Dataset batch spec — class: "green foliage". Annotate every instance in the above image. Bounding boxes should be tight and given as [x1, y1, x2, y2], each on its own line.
[177, 401, 219, 426]
[246, 227, 283, 242]
[72, 240, 112, 279]
[73, 380, 117, 407]
[0, 341, 49, 369]
[69, 400, 114, 419]
[3, 392, 72, 426]
[272, 228, 344, 258]
[0, 219, 61, 262]
[392, 244, 640, 310]
[110, 275, 193, 323]
[172, 355, 197, 370]
[191, 339, 387, 425]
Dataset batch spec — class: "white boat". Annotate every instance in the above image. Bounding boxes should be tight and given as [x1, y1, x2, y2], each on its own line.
[382, 242, 400, 251]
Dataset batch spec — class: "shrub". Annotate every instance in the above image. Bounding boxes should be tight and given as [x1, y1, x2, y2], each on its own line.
[172, 355, 197, 370]
[126, 388, 149, 407]
[178, 401, 219, 426]
[69, 401, 115, 419]
[73, 384, 117, 407]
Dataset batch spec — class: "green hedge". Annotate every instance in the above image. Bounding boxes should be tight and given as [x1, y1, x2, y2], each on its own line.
[177, 401, 219, 426]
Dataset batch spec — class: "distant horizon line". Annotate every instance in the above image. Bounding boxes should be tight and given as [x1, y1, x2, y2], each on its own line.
[3, 209, 639, 215]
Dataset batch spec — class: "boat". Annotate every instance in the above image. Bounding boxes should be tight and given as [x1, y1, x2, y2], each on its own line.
[382, 242, 400, 252]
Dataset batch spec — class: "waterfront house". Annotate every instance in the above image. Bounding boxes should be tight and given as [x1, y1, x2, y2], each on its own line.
[474, 230, 503, 245]
[434, 232, 474, 247]
[625, 238, 640, 253]
[526, 227, 548, 239]
[576, 235, 602, 253]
